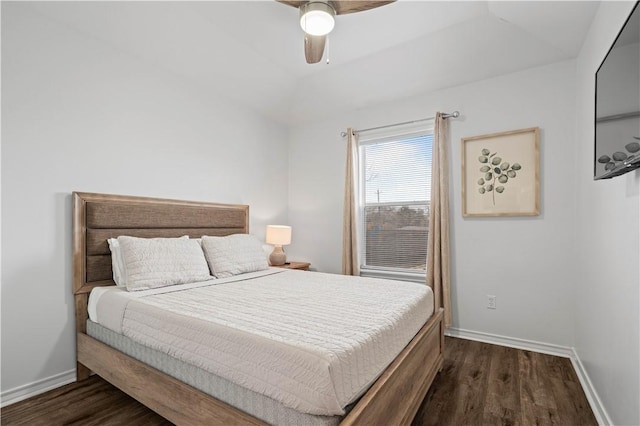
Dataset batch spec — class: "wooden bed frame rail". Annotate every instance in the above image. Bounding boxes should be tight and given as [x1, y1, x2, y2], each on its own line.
[72, 192, 444, 426]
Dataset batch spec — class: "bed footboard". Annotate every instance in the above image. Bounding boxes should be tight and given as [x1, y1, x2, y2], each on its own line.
[341, 308, 444, 426]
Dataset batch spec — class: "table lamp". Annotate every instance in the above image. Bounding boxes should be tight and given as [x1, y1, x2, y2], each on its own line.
[266, 225, 292, 266]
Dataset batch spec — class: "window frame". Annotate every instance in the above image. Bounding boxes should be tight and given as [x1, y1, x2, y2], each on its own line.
[357, 123, 434, 283]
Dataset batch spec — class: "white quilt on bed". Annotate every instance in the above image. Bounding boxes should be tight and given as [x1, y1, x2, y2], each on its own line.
[89, 269, 433, 416]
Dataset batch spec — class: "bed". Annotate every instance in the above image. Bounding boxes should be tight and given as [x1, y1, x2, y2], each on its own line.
[72, 191, 444, 425]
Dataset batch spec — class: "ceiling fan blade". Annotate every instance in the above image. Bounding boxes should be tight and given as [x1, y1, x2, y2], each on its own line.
[332, 1, 396, 15]
[304, 33, 326, 64]
[276, 0, 306, 8]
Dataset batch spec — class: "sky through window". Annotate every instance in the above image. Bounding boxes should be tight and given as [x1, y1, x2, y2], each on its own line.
[363, 134, 433, 204]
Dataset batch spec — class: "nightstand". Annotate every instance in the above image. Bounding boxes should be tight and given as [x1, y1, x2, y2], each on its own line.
[273, 261, 311, 271]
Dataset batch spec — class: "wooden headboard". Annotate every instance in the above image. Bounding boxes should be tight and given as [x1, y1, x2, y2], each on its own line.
[72, 192, 249, 295]
[72, 191, 249, 373]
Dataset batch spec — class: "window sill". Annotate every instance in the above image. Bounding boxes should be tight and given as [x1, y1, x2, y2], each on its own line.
[360, 268, 426, 284]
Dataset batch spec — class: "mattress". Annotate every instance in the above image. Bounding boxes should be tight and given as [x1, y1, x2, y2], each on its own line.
[86, 320, 341, 426]
[88, 269, 433, 416]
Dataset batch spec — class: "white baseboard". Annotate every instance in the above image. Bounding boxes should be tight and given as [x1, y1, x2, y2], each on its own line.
[569, 349, 613, 426]
[445, 327, 612, 426]
[1, 369, 76, 408]
[445, 327, 574, 358]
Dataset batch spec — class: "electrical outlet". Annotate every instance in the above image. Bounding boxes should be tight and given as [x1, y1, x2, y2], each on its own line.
[487, 295, 497, 310]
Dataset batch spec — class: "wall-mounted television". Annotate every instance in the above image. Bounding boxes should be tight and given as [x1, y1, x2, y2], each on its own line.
[594, 1, 640, 180]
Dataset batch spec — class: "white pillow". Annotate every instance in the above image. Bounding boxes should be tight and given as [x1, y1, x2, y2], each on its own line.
[107, 238, 126, 287]
[117, 236, 212, 291]
[107, 235, 189, 288]
[201, 234, 269, 278]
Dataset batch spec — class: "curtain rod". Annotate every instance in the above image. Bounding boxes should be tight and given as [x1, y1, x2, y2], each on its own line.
[340, 111, 460, 137]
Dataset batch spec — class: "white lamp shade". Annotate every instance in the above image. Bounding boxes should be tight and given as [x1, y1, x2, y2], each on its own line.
[299, 2, 335, 36]
[266, 225, 292, 246]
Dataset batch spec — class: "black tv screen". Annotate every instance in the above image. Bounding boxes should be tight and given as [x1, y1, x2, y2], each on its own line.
[594, 1, 640, 180]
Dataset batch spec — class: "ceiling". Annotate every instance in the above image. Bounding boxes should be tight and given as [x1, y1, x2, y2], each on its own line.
[23, 1, 599, 125]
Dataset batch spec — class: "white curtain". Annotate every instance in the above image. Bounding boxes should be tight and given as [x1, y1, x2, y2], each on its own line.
[342, 128, 360, 276]
[427, 113, 452, 327]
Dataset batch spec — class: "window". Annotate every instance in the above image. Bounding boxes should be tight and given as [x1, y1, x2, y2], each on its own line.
[358, 126, 433, 282]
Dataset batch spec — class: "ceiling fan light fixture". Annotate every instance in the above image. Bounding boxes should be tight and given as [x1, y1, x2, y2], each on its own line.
[300, 2, 335, 36]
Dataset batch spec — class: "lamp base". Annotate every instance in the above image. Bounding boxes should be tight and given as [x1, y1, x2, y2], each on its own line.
[269, 245, 287, 266]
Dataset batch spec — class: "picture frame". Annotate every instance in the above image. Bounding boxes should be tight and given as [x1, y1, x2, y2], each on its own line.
[462, 127, 539, 217]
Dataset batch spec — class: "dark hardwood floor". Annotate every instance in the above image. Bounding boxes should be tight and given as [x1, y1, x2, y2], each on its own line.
[1, 375, 172, 426]
[2, 337, 597, 426]
[413, 337, 597, 426]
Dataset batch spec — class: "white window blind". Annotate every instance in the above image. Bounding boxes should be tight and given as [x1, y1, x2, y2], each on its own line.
[359, 128, 433, 281]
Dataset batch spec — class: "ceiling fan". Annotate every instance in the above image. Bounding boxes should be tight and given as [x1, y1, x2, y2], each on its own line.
[277, 1, 396, 64]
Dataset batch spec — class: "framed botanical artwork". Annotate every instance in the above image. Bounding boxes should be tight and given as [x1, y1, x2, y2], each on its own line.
[462, 127, 539, 217]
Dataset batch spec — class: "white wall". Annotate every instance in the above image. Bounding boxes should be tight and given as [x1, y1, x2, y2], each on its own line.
[288, 60, 577, 347]
[1, 4, 288, 396]
[574, 2, 640, 425]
